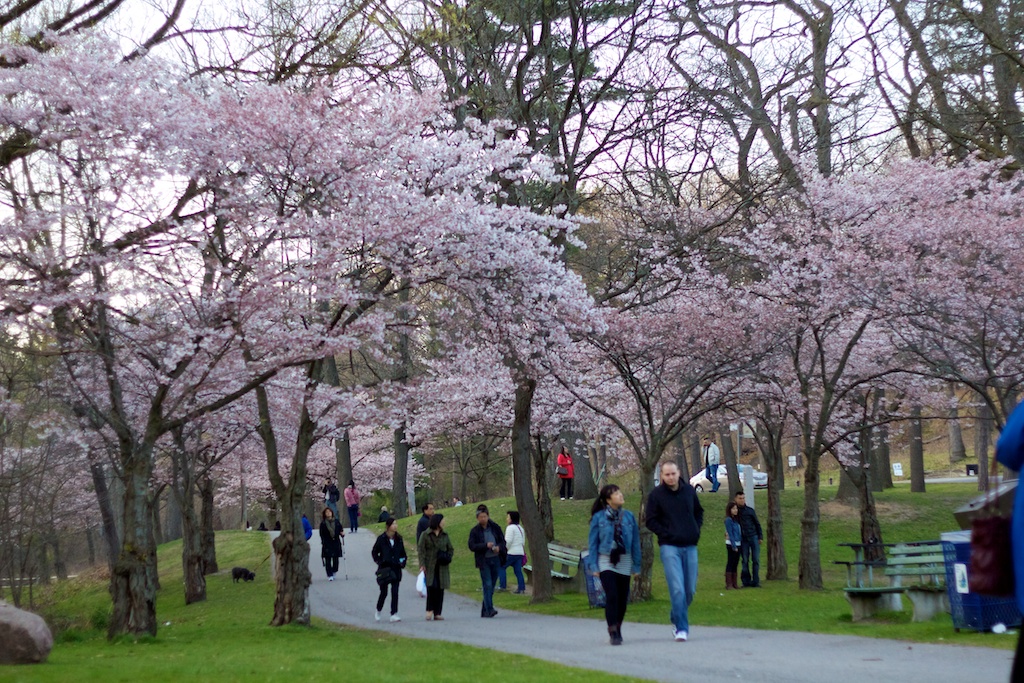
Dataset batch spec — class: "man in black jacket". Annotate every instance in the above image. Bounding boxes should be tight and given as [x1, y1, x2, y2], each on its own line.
[646, 461, 704, 642]
[734, 490, 763, 587]
[416, 503, 435, 542]
[467, 504, 507, 618]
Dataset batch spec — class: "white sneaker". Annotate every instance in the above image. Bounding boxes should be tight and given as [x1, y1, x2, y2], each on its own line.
[328, 575, 334, 581]
[560, 497, 565, 500]
[674, 629, 688, 642]
[389, 614, 402, 622]
[374, 611, 381, 621]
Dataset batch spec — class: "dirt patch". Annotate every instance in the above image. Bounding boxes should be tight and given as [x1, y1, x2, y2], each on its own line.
[820, 500, 920, 522]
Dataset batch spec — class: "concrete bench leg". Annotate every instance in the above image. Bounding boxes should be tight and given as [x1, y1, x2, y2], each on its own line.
[846, 593, 903, 621]
[906, 591, 950, 622]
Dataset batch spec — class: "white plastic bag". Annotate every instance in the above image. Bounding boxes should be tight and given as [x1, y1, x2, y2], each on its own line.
[416, 569, 427, 597]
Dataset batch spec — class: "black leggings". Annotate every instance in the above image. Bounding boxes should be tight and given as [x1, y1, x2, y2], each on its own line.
[559, 477, 574, 499]
[376, 579, 399, 615]
[324, 555, 339, 577]
[726, 547, 740, 573]
[599, 570, 631, 627]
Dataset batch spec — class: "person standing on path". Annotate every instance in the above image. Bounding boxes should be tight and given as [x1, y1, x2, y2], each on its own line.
[702, 436, 721, 493]
[371, 517, 407, 622]
[416, 503, 435, 542]
[557, 445, 575, 500]
[417, 513, 454, 621]
[646, 461, 704, 642]
[724, 501, 742, 590]
[319, 507, 345, 581]
[323, 479, 341, 519]
[735, 490, 762, 588]
[588, 485, 642, 646]
[468, 504, 506, 617]
[344, 480, 361, 533]
[499, 511, 527, 594]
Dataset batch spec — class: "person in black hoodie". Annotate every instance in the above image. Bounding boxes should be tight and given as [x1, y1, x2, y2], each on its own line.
[467, 504, 507, 617]
[645, 461, 704, 643]
[371, 517, 407, 622]
[734, 490, 763, 587]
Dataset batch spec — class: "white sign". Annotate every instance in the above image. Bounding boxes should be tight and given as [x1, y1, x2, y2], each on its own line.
[892, 463, 904, 477]
[788, 456, 798, 467]
[955, 563, 969, 594]
[729, 423, 739, 432]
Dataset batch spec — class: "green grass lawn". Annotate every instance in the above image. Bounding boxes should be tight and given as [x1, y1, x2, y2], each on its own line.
[403, 482, 1016, 650]
[7, 531, 645, 683]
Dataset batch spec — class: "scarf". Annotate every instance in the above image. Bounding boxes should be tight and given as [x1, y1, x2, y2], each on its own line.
[607, 506, 626, 564]
[323, 518, 338, 541]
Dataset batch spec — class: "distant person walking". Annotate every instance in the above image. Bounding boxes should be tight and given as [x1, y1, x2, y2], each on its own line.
[318, 507, 344, 582]
[646, 461, 704, 642]
[371, 517, 407, 622]
[557, 445, 575, 500]
[499, 511, 527, 594]
[344, 480, 361, 533]
[588, 485, 642, 646]
[735, 490, 762, 588]
[416, 503, 435, 542]
[703, 436, 721, 493]
[468, 504, 507, 618]
[323, 479, 341, 519]
[724, 501, 742, 589]
[417, 514, 454, 621]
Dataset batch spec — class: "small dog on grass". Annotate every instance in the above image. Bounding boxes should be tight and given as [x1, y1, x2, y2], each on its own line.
[231, 567, 256, 583]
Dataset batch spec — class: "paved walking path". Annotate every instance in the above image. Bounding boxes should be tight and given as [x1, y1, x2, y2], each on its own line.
[307, 529, 1013, 683]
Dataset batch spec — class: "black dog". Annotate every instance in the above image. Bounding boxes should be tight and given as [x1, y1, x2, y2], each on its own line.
[231, 567, 256, 583]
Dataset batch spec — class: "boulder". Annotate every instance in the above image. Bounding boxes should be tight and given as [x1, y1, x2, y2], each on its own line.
[0, 601, 53, 664]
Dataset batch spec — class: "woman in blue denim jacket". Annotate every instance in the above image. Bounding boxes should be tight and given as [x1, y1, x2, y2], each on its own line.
[588, 484, 642, 645]
[724, 501, 742, 590]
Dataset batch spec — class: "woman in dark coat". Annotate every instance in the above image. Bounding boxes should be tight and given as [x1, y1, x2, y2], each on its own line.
[371, 517, 407, 622]
[319, 507, 344, 581]
[417, 514, 453, 621]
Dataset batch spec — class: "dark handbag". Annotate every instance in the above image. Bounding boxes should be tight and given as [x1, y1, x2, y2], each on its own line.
[436, 549, 453, 566]
[375, 566, 395, 586]
[556, 465, 568, 476]
[969, 514, 1014, 596]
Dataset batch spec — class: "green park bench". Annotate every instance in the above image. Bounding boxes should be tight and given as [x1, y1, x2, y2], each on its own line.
[523, 542, 584, 594]
[836, 541, 948, 622]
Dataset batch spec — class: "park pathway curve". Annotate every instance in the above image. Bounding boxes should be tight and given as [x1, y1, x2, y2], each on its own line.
[306, 528, 1013, 683]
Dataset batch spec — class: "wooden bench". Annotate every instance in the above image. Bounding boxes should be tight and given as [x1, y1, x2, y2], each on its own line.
[523, 542, 584, 594]
[836, 541, 948, 622]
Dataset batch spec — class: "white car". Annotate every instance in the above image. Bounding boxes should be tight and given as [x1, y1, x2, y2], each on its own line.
[689, 464, 768, 492]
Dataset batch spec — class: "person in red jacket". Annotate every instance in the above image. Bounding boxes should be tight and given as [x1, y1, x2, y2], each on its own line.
[557, 445, 575, 500]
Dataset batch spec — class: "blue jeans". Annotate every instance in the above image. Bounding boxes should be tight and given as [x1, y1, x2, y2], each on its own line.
[740, 537, 760, 586]
[660, 544, 698, 633]
[347, 505, 359, 532]
[706, 464, 720, 492]
[500, 555, 526, 591]
[479, 556, 501, 613]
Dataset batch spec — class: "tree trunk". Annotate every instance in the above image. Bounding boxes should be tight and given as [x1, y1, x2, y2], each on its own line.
[151, 487, 163, 546]
[675, 433, 691, 481]
[200, 474, 218, 574]
[756, 416, 787, 580]
[86, 527, 97, 566]
[392, 425, 410, 518]
[976, 404, 992, 491]
[689, 429, 702, 477]
[532, 434, 554, 542]
[877, 420, 894, 489]
[108, 450, 158, 638]
[910, 404, 926, 493]
[948, 386, 967, 464]
[720, 428, 740, 496]
[511, 377, 553, 602]
[180, 495, 206, 605]
[89, 459, 120, 573]
[562, 431, 597, 500]
[334, 429, 353, 509]
[835, 460, 859, 502]
[164, 483, 183, 542]
[270, 501, 311, 626]
[52, 536, 67, 582]
[797, 429, 823, 590]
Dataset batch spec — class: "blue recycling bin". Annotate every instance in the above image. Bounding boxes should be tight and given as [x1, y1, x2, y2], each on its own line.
[942, 537, 1021, 632]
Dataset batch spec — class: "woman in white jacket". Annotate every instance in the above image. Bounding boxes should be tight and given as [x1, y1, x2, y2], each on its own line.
[499, 511, 527, 594]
